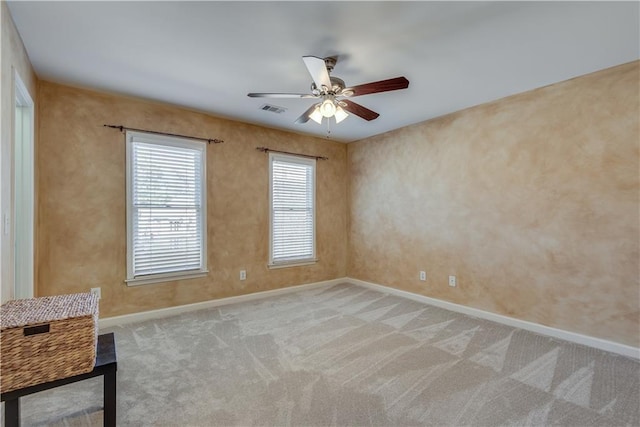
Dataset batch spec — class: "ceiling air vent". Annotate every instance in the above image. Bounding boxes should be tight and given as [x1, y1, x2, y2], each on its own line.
[260, 104, 287, 114]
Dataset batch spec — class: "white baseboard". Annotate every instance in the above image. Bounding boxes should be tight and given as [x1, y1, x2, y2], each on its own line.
[99, 275, 639, 360]
[99, 278, 347, 329]
[348, 277, 640, 360]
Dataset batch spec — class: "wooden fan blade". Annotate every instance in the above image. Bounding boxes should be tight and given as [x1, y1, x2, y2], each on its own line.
[343, 76, 409, 97]
[295, 104, 319, 124]
[302, 56, 332, 91]
[340, 99, 380, 121]
[248, 93, 316, 98]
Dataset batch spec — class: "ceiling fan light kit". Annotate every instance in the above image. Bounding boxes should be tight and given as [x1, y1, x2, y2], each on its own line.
[309, 106, 323, 124]
[320, 96, 337, 117]
[248, 55, 409, 126]
[334, 106, 349, 124]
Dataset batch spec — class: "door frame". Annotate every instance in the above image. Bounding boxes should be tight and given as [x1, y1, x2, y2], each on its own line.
[13, 71, 34, 300]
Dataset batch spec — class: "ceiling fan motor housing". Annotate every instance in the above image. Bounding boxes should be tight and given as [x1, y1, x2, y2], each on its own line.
[311, 77, 346, 95]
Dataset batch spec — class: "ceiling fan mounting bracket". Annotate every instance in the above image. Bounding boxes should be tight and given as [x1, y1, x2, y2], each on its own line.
[323, 56, 337, 73]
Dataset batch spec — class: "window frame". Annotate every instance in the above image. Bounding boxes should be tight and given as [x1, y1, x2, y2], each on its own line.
[268, 152, 317, 268]
[125, 131, 208, 286]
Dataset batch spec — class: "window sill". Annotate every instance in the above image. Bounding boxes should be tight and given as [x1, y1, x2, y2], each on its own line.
[268, 259, 317, 269]
[125, 270, 209, 286]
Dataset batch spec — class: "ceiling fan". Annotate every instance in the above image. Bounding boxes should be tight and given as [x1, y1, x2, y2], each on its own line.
[248, 56, 409, 124]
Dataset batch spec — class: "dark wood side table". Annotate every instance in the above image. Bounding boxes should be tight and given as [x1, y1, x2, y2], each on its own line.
[1, 332, 117, 427]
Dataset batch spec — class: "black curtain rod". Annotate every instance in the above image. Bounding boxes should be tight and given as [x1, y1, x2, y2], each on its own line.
[256, 146, 328, 161]
[103, 124, 224, 144]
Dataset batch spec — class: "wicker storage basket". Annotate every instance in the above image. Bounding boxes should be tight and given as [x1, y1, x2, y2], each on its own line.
[0, 293, 99, 393]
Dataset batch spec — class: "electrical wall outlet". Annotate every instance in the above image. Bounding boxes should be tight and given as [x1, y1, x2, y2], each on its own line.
[448, 276, 457, 287]
[90, 287, 101, 299]
[419, 271, 426, 281]
[240, 270, 246, 281]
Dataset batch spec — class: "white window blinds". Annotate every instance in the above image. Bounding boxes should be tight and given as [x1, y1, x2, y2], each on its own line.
[126, 132, 207, 284]
[270, 153, 316, 266]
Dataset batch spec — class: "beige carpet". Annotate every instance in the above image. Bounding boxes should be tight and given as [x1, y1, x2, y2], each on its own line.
[8, 283, 640, 426]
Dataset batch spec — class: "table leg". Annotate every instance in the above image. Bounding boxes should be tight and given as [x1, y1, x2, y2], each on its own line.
[4, 398, 19, 427]
[103, 368, 116, 427]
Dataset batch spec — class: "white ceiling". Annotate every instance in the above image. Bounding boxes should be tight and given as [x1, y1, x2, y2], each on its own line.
[7, 1, 640, 143]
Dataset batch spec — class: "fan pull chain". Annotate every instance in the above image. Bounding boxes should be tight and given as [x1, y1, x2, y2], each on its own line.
[326, 117, 331, 138]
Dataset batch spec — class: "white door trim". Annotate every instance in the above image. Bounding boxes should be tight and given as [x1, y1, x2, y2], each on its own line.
[13, 71, 34, 300]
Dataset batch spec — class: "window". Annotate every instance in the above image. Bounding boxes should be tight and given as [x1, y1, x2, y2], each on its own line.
[126, 131, 207, 285]
[269, 153, 316, 267]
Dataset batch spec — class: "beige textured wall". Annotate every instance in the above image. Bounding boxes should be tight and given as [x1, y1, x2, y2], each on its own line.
[1, 2, 38, 303]
[36, 81, 347, 317]
[348, 62, 640, 347]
